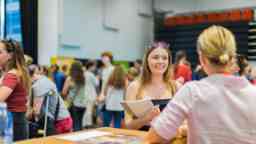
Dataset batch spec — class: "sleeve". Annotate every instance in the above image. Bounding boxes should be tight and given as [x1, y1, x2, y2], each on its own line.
[151, 82, 196, 140]
[2, 73, 19, 90]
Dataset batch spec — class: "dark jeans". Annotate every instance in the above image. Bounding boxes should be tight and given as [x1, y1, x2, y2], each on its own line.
[12, 112, 29, 141]
[70, 106, 86, 131]
[103, 110, 123, 128]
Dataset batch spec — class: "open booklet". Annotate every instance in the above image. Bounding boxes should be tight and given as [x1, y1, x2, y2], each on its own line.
[121, 98, 171, 118]
[56, 130, 144, 144]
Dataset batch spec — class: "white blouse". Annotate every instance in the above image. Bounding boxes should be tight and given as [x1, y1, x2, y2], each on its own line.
[152, 74, 256, 144]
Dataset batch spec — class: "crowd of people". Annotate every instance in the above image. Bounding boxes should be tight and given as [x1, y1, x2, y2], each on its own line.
[0, 25, 256, 143]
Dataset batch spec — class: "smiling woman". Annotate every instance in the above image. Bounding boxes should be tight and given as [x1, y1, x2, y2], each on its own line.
[125, 41, 177, 130]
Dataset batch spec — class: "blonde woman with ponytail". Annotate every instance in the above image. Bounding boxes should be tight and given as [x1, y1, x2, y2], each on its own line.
[146, 25, 256, 144]
[0, 39, 31, 141]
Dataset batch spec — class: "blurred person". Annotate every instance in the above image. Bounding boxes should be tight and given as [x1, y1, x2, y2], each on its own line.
[99, 51, 114, 93]
[62, 61, 87, 131]
[27, 65, 72, 136]
[192, 64, 207, 80]
[133, 59, 142, 74]
[127, 67, 139, 84]
[174, 50, 192, 84]
[24, 54, 33, 66]
[97, 52, 114, 126]
[101, 65, 127, 128]
[51, 64, 66, 93]
[82, 60, 99, 127]
[39, 65, 50, 77]
[237, 54, 251, 79]
[0, 39, 31, 141]
[61, 64, 69, 76]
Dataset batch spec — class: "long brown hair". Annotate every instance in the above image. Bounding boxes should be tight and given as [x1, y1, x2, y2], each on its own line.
[69, 61, 85, 86]
[137, 41, 176, 99]
[1, 39, 31, 92]
[105, 65, 126, 93]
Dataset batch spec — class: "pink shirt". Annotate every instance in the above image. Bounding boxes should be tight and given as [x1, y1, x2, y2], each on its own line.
[152, 74, 256, 144]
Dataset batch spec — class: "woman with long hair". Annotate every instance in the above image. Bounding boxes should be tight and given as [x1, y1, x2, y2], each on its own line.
[0, 39, 31, 141]
[102, 64, 127, 128]
[125, 41, 176, 130]
[62, 60, 86, 131]
[146, 25, 256, 143]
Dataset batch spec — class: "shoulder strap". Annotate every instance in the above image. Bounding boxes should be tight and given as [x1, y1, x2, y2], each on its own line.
[54, 95, 60, 121]
[30, 87, 34, 108]
[42, 90, 60, 121]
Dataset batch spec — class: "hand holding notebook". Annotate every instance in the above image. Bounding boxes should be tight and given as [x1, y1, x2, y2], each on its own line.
[121, 98, 171, 118]
[121, 99, 159, 118]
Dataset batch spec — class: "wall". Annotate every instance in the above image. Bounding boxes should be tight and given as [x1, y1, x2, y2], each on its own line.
[38, 0, 59, 65]
[38, 0, 256, 64]
[59, 0, 154, 61]
[155, 0, 196, 14]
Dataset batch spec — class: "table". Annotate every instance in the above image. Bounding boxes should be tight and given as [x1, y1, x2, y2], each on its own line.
[16, 127, 147, 144]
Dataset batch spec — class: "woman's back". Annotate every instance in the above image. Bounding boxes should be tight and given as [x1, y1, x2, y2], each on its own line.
[189, 74, 256, 143]
[156, 74, 256, 144]
[68, 80, 86, 107]
[32, 75, 70, 120]
[105, 86, 125, 111]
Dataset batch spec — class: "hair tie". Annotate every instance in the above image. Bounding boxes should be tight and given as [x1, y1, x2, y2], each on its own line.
[219, 54, 229, 64]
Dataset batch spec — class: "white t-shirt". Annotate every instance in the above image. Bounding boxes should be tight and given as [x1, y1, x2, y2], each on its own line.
[105, 86, 125, 111]
[101, 65, 114, 91]
[152, 74, 256, 144]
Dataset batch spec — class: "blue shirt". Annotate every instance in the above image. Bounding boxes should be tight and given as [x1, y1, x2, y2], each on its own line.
[53, 71, 66, 92]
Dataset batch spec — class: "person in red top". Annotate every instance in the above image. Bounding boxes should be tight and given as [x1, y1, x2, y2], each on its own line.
[174, 50, 192, 84]
[0, 39, 31, 141]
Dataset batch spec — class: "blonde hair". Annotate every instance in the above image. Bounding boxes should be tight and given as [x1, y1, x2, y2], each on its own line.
[137, 42, 176, 99]
[127, 67, 139, 79]
[197, 25, 236, 66]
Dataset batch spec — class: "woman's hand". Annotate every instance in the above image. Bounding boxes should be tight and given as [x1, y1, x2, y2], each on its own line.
[96, 93, 105, 103]
[176, 123, 188, 138]
[25, 109, 34, 120]
[143, 106, 161, 122]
